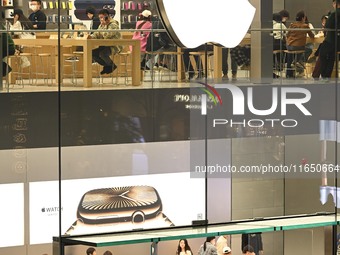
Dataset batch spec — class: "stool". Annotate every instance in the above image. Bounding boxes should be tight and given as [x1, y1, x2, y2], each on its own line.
[284, 50, 305, 78]
[188, 51, 214, 79]
[35, 53, 53, 85]
[95, 51, 120, 86]
[92, 62, 103, 84]
[115, 51, 131, 85]
[143, 51, 160, 82]
[62, 53, 81, 85]
[7, 53, 33, 87]
[273, 50, 284, 77]
[158, 51, 185, 82]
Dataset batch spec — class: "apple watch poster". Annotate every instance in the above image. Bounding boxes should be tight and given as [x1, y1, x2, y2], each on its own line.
[29, 172, 205, 242]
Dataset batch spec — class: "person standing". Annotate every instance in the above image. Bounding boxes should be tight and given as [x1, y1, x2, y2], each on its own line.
[176, 239, 193, 255]
[90, 9, 122, 75]
[28, 0, 47, 30]
[216, 235, 230, 255]
[222, 48, 238, 80]
[86, 247, 96, 255]
[198, 236, 218, 255]
[310, 14, 328, 79]
[242, 245, 255, 255]
[319, 0, 340, 79]
[241, 233, 263, 255]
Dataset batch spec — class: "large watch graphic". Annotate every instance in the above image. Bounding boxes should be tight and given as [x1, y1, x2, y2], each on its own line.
[65, 186, 174, 235]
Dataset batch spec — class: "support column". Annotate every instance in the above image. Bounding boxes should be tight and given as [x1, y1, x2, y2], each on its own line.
[250, 0, 273, 84]
[151, 241, 158, 255]
[324, 225, 336, 255]
[0, 33, 3, 90]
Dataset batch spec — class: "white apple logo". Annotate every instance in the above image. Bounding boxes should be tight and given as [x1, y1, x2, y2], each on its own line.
[156, 0, 256, 48]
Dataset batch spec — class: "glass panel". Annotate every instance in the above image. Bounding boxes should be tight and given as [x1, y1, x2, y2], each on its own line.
[0, 0, 340, 254]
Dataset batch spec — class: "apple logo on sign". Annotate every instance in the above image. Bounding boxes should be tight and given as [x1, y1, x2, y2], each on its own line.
[156, 0, 255, 48]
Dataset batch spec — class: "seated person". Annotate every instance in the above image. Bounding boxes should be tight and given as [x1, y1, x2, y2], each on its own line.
[145, 16, 176, 70]
[131, 10, 152, 69]
[285, 10, 314, 78]
[272, 12, 287, 77]
[272, 13, 287, 51]
[86, 6, 100, 31]
[279, 9, 290, 26]
[90, 9, 122, 75]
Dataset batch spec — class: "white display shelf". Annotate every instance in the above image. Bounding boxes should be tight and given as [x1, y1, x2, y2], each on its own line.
[55, 213, 339, 247]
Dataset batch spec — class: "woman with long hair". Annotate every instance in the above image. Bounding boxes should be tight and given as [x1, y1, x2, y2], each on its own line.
[198, 237, 218, 255]
[176, 239, 193, 255]
[10, 9, 36, 39]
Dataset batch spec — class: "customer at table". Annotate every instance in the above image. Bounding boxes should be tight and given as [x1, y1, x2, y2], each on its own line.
[272, 13, 287, 78]
[28, 0, 47, 30]
[319, 0, 340, 79]
[273, 13, 287, 50]
[10, 9, 36, 39]
[86, 6, 100, 32]
[131, 10, 152, 69]
[278, 9, 290, 26]
[90, 9, 123, 75]
[285, 10, 314, 78]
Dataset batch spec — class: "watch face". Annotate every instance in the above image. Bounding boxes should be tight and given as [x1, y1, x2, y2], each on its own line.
[77, 186, 163, 224]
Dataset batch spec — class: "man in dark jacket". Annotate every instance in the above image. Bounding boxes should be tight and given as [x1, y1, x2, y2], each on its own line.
[319, 0, 340, 78]
[28, 0, 47, 30]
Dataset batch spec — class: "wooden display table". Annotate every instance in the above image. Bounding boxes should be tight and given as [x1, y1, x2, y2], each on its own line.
[13, 38, 141, 87]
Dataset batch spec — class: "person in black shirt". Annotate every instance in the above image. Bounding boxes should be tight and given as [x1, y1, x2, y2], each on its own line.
[28, 0, 47, 30]
[85, 6, 100, 32]
[319, 0, 340, 79]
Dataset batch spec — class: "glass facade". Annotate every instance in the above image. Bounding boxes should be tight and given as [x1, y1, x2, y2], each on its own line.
[0, 0, 340, 254]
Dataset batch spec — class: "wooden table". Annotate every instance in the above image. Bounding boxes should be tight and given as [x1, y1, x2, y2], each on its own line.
[13, 38, 141, 87]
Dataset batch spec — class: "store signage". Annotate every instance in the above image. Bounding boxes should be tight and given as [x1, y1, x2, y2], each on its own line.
[156, 0, 256, 48]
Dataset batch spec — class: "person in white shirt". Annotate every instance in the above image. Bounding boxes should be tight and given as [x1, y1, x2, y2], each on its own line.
[10, 9, 36, 39]
[176, 239, 193, 255]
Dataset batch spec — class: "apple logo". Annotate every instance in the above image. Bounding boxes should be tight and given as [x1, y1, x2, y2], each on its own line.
[156, 0, 255, 48]
[41, 208, 45, 213]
